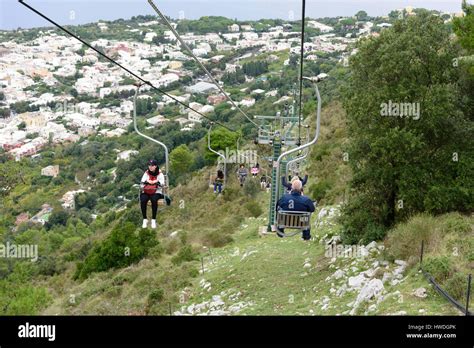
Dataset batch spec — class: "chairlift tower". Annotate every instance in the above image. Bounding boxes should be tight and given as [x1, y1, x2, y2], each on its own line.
[254, 101, 303, 231]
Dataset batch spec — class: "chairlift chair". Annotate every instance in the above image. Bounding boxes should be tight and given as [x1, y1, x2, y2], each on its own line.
[133, 84, 170, 208]
[273, 77, 324, 237]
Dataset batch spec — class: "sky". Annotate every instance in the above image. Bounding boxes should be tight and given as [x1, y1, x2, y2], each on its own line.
[0, 0, 466, 31]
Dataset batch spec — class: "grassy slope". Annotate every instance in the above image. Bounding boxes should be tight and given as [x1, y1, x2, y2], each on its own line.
[170, 210, 462, 316]
[40, 101, 469, 316]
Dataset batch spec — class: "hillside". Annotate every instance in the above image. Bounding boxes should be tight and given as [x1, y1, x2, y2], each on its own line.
[36, 102, 470, 316]
[1, 6, 472, 317]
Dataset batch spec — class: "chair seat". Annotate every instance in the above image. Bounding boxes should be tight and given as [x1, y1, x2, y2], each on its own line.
[277, 210, 312, 230]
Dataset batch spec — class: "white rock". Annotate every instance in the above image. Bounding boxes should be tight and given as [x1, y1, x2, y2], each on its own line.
[390, 279, 401, 286]
[382, 272, 392, 283]
[336, 284, 347, 297]
[169, 231, 179, 238]
[359, 247, 369, 258]
[413, 287, 427, 298]
[363, 267, 379, 278]
[366, 241, 378, 250]
[187, 304, 195, 314]
[318, 208, 328, 219]
[303, 263, 311, 269]
[355, 279, 384, 304]
[394, 260, 407, 267]
[333, 270, 345, 280]
[348, 274, 367, 289]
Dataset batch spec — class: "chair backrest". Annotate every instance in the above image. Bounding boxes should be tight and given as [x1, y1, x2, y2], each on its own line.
[277, 210, 312, 230]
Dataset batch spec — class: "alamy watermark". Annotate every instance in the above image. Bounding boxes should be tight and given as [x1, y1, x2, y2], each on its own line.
[325, 243, 367, 259]
[380, 100, 420, 120]
[54, 100, 86, 114]
[0, 242, 38, 262]
[217, 148, 258, 165]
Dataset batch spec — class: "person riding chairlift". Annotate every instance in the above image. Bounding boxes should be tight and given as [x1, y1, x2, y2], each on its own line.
[237, 164, 248, 187]
[140, 159, 165, 229]
[214, 169, 224, 194]
[282, 172, 308, 193]
[251, 163, 260, 177]
[276, 179, 315, 241]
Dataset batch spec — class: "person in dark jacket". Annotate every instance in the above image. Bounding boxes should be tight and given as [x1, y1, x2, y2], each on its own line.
[282, 172, 308, 193]
[276, 179, 315, 240]
[214, 169, 224, 194]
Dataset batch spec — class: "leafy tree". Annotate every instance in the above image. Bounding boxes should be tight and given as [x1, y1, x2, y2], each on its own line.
[75, 192, 99, 211]
[47, 209, 69, 229]
[205, 127, 239, 162]
[453, 0, 474, 74]
[243, 61, 269, 77]
[341, 13, 473, 243]
[0, 161, 24, 198]
[170, 144, 194, 176]
[0, 108, 10, 118]
[355, 10, 369, 21]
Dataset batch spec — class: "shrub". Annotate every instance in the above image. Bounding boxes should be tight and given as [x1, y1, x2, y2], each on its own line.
[120, 206, 143, 226]
[222, 187, 240, 202]
[385, 214, 437, 262]
[245, 200, 263, 217]
[243, 178, 260, 198]
[423, 256, 452, 282]
[147, 288, 164, 304]
[203, 230, 233, 248]
[73, 222, 157, 280]
[308, 180, 332, 201]
[444, 272, 469, 303]
[340, 196, 387, 244]
[171, 245, 197, 265]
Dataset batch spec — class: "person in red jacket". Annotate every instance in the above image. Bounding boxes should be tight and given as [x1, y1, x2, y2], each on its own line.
[140, 159, 165, 229]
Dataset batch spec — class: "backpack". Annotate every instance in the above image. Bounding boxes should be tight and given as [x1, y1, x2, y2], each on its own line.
[143, 171, 159, 195]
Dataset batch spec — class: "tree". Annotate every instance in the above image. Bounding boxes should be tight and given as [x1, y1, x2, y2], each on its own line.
[205, 128, 239, 162]
[0, 108, 10, 118]
[17, 121, 26, 130]
[0, 161, 23, 197]
[75, 192, 99, 211]
[341, 13, 473, 243]
[170, 144, 194, 175]
[47, 209, 69, 228]
[355, 10, 369, 21]
[453, 1, 474, 68]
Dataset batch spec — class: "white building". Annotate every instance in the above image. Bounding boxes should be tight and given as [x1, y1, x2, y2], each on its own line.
[116, 150, 139, 162]
[228, 24, 240, 32]
[146, 115, 169, 127]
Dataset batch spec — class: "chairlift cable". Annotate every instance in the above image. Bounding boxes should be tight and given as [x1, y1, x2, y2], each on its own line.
[298, 0, 307, 146]
[19, 0, 234, 132]
[147, 0, 272, 134]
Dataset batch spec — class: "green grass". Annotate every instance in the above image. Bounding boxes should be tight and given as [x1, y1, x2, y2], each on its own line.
[171, 210, 463, 316]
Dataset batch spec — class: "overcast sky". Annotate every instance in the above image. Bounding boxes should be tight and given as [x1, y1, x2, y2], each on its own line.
[0, 0, 466, 30]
